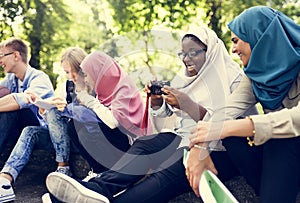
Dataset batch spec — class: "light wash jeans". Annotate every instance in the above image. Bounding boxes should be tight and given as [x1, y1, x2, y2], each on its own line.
[1, 108, 70, 182]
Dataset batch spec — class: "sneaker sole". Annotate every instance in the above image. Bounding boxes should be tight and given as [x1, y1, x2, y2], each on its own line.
[46, 172, 110, 203]
[41, 193, 52, 203]
[0, 194, 15, 203]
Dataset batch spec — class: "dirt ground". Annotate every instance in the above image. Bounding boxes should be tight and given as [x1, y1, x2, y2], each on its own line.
[0, 150, 55, 203]
[1, 150, 300, 203]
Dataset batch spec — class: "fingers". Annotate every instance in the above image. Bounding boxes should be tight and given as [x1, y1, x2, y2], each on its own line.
[190, 126, 206, 146]
[161, 86, 176, 95]
[186, 169, 200, 197]
[46, 97, 67, 106]
[144, 82, 151, 94]
[190, 137, 203, 146]
[38, 107, 46, 115]
[185, 169, 190, 180]
[57, 104, 66, 112]
[210, 166, 218, 176]
[52, 97, 67, 111]
[25, 92, 38, 103]
[25, 93, 33, 103]
[191, 176, 200, 197]
[189, 121, 213, 145]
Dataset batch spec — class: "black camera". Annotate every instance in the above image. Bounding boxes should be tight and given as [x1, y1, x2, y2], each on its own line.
[66, 80, 75, 104]
[150, 80, 170, 95]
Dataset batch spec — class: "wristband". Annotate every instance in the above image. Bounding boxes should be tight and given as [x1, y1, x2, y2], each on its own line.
[246, 116, 255, 147]
[193, 144, 220, 151]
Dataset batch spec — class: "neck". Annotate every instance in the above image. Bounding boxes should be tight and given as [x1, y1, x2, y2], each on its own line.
[14, 63, 27, 81]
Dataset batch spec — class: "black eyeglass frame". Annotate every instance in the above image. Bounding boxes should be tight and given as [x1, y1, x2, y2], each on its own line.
[0, 52, 14, 58]
[177, 48, 207, 60]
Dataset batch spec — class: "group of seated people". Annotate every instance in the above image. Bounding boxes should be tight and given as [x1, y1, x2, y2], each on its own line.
[0, 5, 299, 203]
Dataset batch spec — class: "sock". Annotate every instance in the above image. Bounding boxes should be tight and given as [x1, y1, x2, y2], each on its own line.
[0, 176, 11, 186]
[57, 166, 70, 170]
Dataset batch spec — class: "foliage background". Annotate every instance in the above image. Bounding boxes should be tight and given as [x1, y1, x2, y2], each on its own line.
[0, 0, 299, 90]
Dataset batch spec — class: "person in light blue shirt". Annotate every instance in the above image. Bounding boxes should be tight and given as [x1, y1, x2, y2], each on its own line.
[0, 47, 87, 203]
[0, 37, 54, 153]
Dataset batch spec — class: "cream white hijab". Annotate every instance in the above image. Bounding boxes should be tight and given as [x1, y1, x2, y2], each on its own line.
[172, 26, 243, 121]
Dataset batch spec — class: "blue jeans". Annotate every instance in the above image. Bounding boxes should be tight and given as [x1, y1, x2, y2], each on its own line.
[1, 108, 69, 182]
[0, 109, 39, 153]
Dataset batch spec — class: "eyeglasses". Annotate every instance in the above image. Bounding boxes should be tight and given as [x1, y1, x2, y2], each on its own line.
[177, 48, 207, 60]
[0, 52, 14, 59]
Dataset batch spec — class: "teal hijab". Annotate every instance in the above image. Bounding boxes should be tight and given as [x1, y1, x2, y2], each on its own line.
[228, 6, 300, 110]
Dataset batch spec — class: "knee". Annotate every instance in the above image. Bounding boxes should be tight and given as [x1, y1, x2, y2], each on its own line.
[47, 110, 68, 129]
[19, 126, 40, 141]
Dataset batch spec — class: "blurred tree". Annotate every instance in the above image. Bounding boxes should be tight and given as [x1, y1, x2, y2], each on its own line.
[0, 0, 24, 78]
[194, 0, 300, 49]
[0, 0, 71, 88]
[77, 0, 117, 56]
[103, 0, 202, 79]
[0, 0, 23, 38]
[22, 0, 71, 88]
[1, 0, 300, 86]
[106, 0, 200, 32]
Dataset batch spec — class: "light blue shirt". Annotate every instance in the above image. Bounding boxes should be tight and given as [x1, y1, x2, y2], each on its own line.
[0, 65, 54, 127]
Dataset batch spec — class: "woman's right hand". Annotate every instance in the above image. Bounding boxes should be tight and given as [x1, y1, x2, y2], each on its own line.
[144, 82, 163, 109]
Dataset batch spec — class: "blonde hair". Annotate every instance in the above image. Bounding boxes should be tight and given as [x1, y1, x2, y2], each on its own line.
[61, 47, 87, 73]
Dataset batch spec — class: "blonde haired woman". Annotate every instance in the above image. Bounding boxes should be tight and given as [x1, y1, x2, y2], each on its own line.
[0, 47, 87, 202]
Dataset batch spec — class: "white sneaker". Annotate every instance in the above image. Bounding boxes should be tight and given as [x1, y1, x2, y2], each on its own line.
[82, 171, 101, 182]
[0, 184, 15, 202]
[41, 193, 52, 203]
[55, 166, 73, 177]
[46, 172, 110, 203]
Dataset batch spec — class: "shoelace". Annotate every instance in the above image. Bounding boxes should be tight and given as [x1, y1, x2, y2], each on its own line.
[83, 170, 101, 182]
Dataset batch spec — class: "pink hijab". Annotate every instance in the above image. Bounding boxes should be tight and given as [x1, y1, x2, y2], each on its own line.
[80, 51, 150, 137]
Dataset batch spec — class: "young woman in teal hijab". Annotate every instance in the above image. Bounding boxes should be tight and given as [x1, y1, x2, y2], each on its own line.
[229, 5, 300, 110]
[190, 6, 300, 203]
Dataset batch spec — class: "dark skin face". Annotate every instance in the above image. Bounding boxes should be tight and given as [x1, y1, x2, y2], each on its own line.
[181, 37, 207, 76]
[145, 36, 208, 109]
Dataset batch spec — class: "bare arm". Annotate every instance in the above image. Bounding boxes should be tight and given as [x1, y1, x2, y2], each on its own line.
[191, 102, 300, 145]
[0, 94, 20, 112]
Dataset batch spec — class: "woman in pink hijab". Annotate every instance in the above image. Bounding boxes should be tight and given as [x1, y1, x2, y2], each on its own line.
[64, 51, 151, 176]
[80, 51, 146, 136]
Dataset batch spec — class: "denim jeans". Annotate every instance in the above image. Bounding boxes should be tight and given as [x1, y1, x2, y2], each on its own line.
[1, 108, 69, 182]
[0, 109, 39, 154]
